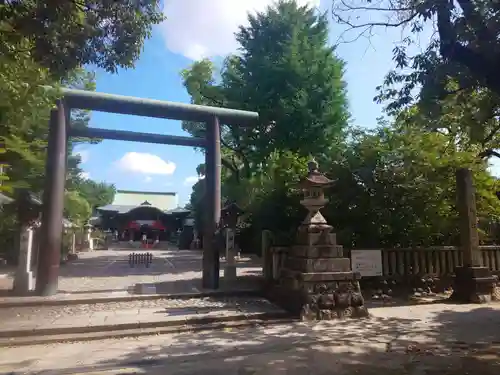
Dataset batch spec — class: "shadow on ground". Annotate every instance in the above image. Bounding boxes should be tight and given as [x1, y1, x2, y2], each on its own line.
[2, 305, 500, 374]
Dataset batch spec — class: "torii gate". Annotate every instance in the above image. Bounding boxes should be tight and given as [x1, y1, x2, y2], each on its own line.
[36, 88, 258, 296]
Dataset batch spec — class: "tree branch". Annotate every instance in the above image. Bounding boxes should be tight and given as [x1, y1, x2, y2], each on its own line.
[478, 148, 500, 159]
[198, 91, 225, 107]
[337, 0, 413, 12]
[482, 124, 500, 147]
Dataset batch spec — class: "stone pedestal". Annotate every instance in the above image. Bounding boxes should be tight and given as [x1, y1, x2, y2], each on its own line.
[262, 230, 274, 284]
[272, 226, 368, 320]
[451, 169, 498, 303]
[67, 232, 78, 261]
[450, 266, 498, 303]
[224, 228, 237, 281]
[13, 226, 34, 295]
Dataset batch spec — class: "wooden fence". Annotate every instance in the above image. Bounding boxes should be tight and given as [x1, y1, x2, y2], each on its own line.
[265, 244, 500, 282]
[343, 246, 500, 277]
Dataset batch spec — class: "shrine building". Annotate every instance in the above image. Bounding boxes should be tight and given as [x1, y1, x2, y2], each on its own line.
[94, 190, 191, 241]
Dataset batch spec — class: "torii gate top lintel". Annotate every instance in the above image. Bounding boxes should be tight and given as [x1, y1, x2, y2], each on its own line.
[44, 86, 259, 126]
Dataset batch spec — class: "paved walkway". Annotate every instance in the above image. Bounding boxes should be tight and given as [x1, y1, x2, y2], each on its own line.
[1, 303, 500, 374]
[0, 247, 262, 303]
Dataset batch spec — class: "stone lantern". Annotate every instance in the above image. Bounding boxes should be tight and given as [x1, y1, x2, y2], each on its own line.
[221, 202, 243, 229]
[84, 222, 94, 251]
[270, 160, 369, 320]
[297, 160, 334, 231]
[16, 189, 42, 225]
[220, 202, 243, 281]
[12, 189, 42, 295]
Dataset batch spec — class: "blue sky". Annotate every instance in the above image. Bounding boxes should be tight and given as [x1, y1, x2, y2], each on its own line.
[74, 0, 500, 207]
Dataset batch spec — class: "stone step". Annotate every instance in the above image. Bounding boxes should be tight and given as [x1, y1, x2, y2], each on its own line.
[0, 296, 292, 347]
[0, 288, 261, 308]
[0, 315, 296, 347]
[0, 296, 288, 339]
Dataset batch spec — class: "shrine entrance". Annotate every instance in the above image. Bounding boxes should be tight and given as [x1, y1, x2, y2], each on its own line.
[35, 88, 258, 296]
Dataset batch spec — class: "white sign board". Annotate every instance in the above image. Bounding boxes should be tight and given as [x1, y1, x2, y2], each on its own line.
[351, 249, 383, 277]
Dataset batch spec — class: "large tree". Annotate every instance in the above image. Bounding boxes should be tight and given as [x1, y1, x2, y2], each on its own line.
[0, 0, 165, 76]
[0, 53, 95, 193]
[0, 0, 151, 262]
[332, 0, 500, 153]
[182, 0, 350, 181]
[75, 179, 116, 212]
[183, 1, 350, 250]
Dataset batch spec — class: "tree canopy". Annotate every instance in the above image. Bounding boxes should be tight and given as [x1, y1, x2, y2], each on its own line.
[332, 0, 500, 156]
[183, 1, 350, 248]
[327, 118, 500, 248]
[0, 0, 165, 76]
[183, 0, 500, 252]
[0, 0, 162, 260]
[182, 0, 349, 181]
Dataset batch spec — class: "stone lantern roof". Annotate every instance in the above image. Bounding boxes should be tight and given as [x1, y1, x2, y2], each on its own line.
[221, 201, 244, 215]
[221, 201, 244, 228]
[297, 160, 333, 189]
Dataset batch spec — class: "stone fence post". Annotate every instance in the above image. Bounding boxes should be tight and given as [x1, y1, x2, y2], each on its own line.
[13, 225, 35, 295]
[224, 228, 237, 280]
[262, 230, 274, 283]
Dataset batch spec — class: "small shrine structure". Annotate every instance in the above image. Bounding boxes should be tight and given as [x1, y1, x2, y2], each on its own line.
[270, 160, 368, 320]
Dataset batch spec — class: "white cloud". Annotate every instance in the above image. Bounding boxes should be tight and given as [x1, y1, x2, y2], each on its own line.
[79, 171, 91, 180]
[183, 175, 203, 186]
[115, 152, 176, 175]
[160, 0, 320, 60]
[74, 150, 90, 163]
[144, 176, 152, 183]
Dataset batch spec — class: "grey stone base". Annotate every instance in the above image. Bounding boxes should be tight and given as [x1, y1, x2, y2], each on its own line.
[268, 279, 369, 321]
[224, 265, 237, 280]
[450, 266, 498, 304]
[12, 271, 34, 296]
[67, 253, 79, 261]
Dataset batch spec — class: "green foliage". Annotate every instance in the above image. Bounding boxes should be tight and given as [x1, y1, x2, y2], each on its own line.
[0, 54, 115, 229]
[183, 1, 350, 251]
[332, 0, 500, 150]
[182, 0, 500, 251]
[75, 179, 116, 212]
[0, 147, 12, 193]
[0, 53, 60, 193]
[0, 0, 165, 76]
[236, 151, 309, 249]
[64, 190, 91, 226]
[0, 0, 153, 263]
[182, 0, 349, 176]
[326, 120, 500, 247]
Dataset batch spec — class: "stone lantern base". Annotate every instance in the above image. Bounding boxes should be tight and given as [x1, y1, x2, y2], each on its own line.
[270, 226, 369, 320]
[450, 266, 498, 303]
[67, 253, 79, 261]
